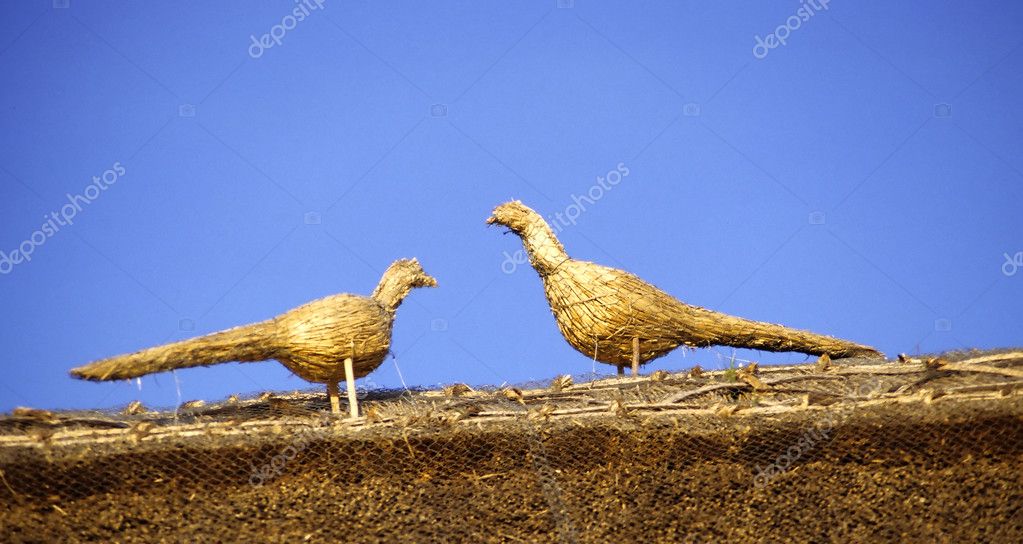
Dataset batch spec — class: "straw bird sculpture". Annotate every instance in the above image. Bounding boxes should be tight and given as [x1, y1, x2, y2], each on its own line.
[487, 201, 883, 375]
[71, 258, 437, 416]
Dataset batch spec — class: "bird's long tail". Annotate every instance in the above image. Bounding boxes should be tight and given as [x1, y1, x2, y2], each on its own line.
[69, 320, 279, 381]
[686, 307, 884, 360]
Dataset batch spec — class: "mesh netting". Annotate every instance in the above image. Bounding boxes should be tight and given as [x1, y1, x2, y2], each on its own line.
[2, 348, 1022, 542]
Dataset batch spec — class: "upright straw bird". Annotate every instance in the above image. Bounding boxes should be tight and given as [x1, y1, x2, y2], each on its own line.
[487, 201, 883, 375]
[70, 258, 437, 415]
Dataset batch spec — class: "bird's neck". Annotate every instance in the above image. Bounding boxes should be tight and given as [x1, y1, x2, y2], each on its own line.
[517, 221, 569, 276]
[372, 271, 415, 312]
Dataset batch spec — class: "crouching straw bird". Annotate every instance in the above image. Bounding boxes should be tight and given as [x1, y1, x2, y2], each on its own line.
[486, 201, 883, 375]
[70, 258, 437, 416]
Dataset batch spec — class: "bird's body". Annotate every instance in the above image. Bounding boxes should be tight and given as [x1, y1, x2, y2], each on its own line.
[488, 201, 883, 373]
[269, 293, 395, 383]
[70, 258, 437, 413]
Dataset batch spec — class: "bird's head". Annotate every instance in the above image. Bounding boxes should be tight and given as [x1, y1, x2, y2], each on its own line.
[392, 258, 438, 289]
[373, 258, 437, 311]
[486, 200, 540, 234]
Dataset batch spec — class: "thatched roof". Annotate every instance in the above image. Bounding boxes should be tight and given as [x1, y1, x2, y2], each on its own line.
[2, 348, 1021, 542]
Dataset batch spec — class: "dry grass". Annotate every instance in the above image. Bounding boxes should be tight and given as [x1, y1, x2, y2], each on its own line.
[2, 348, 1020, 542]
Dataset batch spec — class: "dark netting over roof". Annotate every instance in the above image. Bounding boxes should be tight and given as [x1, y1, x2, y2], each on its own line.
[2, 348, 1022, 542]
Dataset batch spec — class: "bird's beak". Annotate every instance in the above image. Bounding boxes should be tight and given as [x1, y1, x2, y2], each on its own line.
[485, 215, 497, 225]
[423, 275, 438, 288]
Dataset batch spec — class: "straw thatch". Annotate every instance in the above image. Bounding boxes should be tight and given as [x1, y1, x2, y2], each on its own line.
[487, 201, 882, 373]
[4, 349, 1021, 542]
[69, 258, 437, 386]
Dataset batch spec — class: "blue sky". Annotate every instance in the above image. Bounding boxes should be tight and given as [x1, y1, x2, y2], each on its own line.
[1, 1, 1020, 412]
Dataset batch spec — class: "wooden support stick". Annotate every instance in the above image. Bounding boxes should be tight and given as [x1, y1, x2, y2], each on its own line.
[327, 381, 341, 415]
[343, 357, 359, 418]
[631, 337, 640, 377]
